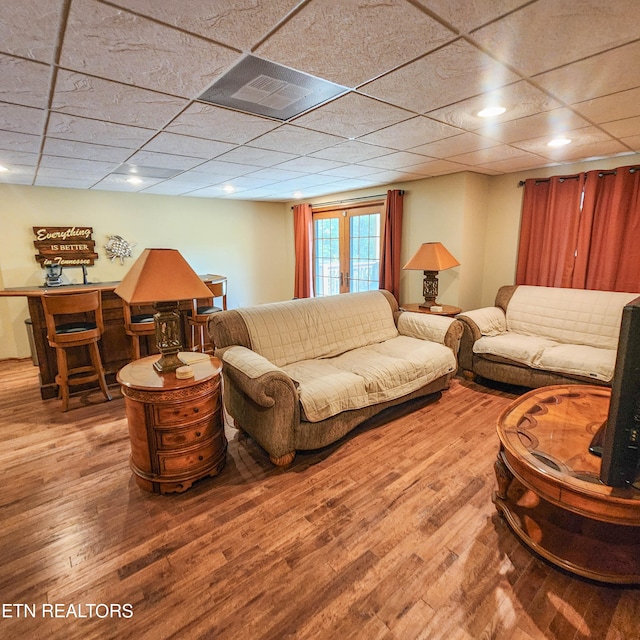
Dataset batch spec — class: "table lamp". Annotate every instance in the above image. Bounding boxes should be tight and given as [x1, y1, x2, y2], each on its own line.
[403, 242, 460, 309]
[114, 248, 212, 373]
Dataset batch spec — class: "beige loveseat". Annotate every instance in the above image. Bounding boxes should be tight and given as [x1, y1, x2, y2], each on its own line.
[457, 285, 639, 389]
[208, 290, 462, 465]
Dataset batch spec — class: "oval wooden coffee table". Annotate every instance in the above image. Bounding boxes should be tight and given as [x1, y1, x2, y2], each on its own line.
[494, 384, 640, 584]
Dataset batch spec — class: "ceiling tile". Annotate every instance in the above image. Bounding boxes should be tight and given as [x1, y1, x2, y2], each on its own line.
[52, 70, 188, 129]
[414, 0, 531, 32]
[244, 167, 306, 182]
[60, 0, 240, 98]
[0, 131, 41, 154]
[124, 150, 205, 171]
[361, 39, 519, 114]
[248, 125, 344, 155]
[309, 140, 389, 163]
[359, 151, 433, 170]
[409, 132, 500, 157]
[447, 144, 531, 165]
[400, 158, 472, 176]
[273, 157, 346, 174]
[600, 116, 640, 139]
[572, 88, 640, 124]
[427, 81, 561, 130]
[188, 160, 261, 178]
[92, 174, 165, 192]
[142, 132, 236, 159]
[621, 135, 640, 152]
[292, 93, 412, 138]
[0, 55, 51, 109]
[0, 103, 46, 135]
[513, 126, 625, 159]
[42, 138, 132, 163]
[256, 0, 455, 87]
[47, 112, 154, 148]
[0, 0, 63, 63]
[214, 146, 296, 167]
[358, 116, 463, 150]
[0, 165, 36, 184]
[476, 108, 591, 144]
[478, 154, 556, 173]
[165, 103, 280, 144]
[34, 175, 100, 189]
[472, 0, 640, 76]
[0, 150, 39, 167]
[319, 164, 391, 179]
[106, 0, 302, 51]
[535, 40, 640, 105]
[38, 156, 116, 174]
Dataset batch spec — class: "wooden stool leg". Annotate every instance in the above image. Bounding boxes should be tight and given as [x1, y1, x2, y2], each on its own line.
[131, 335, 141, 360]
[55, 347, 70, 412]
[89, 342, 112, 402]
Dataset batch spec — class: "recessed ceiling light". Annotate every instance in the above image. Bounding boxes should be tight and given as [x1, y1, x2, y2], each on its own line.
[477, 106, 506, 118]
[127, 176, 143, 185]
[0, 165, 8, 172]
[223, 184, 236, 193]
[293, 191, 304, 199]
[548, 137, 572, 147]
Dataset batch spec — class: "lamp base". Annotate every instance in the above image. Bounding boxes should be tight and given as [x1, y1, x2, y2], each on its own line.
[152, 301, 186, 373]
[153, 351, 186, 373]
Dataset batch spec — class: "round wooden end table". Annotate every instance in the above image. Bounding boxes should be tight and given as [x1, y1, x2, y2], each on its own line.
[495, 384, 640, 584]
[117, 352, 226, 494]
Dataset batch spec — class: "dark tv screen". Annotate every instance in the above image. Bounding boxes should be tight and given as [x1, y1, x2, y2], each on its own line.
[600, 296, 640, 488]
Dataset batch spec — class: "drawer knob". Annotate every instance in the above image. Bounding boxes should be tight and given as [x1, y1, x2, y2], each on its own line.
[193, 408, 199, 413]
[198, 455, 204, 461]
[195, 431, 201, 437]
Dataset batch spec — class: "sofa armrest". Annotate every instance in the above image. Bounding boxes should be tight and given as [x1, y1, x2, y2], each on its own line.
[220, 346, 297, 408]
[397, 312, 463, 353]
[456, 307, 506, 372]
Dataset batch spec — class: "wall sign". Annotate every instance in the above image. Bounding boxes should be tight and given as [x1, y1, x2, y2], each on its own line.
[33, 226, 98, 266]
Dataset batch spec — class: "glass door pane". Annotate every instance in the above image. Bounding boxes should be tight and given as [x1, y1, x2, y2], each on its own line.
[314, 217, 340, 296]
[349, 213, 380, 292]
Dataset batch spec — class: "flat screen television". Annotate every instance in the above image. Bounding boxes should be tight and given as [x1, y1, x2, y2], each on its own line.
[591, 296, 640, 488]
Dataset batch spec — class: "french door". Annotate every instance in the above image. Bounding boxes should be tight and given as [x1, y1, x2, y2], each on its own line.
[313, 203, 384, 297]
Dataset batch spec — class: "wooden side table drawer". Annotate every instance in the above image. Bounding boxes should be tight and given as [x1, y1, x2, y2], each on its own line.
[158, 437, 223, 474]
[153, 390, 218, 426]
[155, 416, 217, 449]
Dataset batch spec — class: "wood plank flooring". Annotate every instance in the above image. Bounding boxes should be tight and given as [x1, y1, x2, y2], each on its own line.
[0, 358, 637, 640]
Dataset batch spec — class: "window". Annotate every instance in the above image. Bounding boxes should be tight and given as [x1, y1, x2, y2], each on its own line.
[313, 202, 384, 296]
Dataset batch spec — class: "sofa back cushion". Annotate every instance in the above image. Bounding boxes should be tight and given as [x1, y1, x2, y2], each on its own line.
[236, 290, 399, 367]
[506, 285, 638, 349]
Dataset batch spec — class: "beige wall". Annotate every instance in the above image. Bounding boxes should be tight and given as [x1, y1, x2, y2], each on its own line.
[0, 184, 294, 359]
[3, 151, 639, 359]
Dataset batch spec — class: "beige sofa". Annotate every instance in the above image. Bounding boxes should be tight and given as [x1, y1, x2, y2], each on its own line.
[208, 290, 463, 465]
[457, 285, 639, 388]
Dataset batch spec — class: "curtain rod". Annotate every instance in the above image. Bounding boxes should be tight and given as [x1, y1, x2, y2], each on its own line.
[291, 191, 403, 209]
[518, 165, 639, 187]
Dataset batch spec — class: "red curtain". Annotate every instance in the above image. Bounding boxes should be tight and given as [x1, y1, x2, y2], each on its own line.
[574, 167, 640, 291]
[293, 203, 313, 298]
[378, 189, 404, 301]
[515, 175, 585, 287]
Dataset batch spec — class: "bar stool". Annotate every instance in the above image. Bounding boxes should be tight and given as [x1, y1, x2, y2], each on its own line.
[122, 303, 156, 360]
[42, 290, 112, 412]
[188, 280, 227, 353]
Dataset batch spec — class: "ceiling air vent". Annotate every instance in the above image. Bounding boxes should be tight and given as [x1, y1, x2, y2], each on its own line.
[198, 55, 348, 121]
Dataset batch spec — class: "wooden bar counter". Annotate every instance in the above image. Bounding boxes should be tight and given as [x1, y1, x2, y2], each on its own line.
[0, 275, 225, 399]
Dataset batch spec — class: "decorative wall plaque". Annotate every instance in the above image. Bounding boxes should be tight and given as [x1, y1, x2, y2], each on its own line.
[33, 226, 98, 266]
[105, 235, 136, 264]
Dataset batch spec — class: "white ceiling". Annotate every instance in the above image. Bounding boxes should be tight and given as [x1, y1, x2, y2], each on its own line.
[1, 0, 639, 201]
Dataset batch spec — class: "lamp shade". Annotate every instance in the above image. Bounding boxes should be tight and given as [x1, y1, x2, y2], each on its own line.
[403, 242, 460, 272]
[114, 248, 211, 304]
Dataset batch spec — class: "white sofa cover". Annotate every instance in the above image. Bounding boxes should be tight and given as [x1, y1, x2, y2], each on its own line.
[457, 285, 639, 387]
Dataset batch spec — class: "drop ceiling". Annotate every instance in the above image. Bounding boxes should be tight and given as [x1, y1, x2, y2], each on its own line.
[1, 0, 639, 201]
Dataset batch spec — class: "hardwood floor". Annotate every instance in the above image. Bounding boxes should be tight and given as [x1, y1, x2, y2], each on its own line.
[0, 358, 637, 640]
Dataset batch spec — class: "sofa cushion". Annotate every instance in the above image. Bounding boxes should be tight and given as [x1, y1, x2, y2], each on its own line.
[535, 343, 616, 382]
[506, 286, 637, 349]
[473, 333, 557, 366]
[236, 290, 398, 367]
[282, 335, 456, 422]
